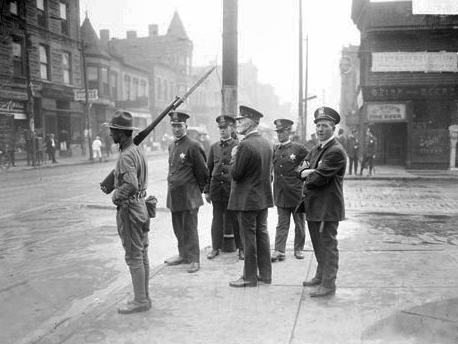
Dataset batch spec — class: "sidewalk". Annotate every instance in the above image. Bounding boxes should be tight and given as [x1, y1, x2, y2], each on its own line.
[32, 215, 458, 344]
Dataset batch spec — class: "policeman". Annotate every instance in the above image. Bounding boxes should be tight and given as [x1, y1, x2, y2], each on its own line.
[204, 115, 243, 260]
[271, 119, 309, 262]
[164, 111, 209, 273]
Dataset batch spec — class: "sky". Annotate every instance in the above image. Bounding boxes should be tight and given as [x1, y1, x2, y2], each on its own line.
[79, 0, 360, 110]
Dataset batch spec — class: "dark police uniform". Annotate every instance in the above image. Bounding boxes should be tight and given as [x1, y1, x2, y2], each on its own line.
[272, 119, 309, 259]
[204, 116, 242, 255]
[296, 107, 347, 295]
[166, 112, 209, 266]
[228, 106, 274, 286]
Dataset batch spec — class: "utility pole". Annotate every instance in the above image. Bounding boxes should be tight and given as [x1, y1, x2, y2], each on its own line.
[221, 0, 238, 252]
[81, 40, 93, 160]
[304, 34, 309, 140]
[298, 0, 304, 141]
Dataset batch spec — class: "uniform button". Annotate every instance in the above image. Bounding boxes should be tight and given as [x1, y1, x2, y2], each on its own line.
[280, 165, 283, 167]
[221, 172, 224, 174]
[221, 181, 224, 184]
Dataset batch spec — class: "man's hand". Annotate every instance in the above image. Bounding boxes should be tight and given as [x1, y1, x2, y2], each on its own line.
[300, 168, 315, 179]
[204, 193, 211, 204]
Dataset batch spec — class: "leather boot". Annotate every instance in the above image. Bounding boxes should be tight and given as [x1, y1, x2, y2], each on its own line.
[118, 266, 150, 314]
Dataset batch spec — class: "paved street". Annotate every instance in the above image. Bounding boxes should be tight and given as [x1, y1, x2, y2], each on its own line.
[1, 158, 458, 344]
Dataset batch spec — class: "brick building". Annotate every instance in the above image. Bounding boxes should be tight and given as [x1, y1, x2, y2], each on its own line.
[352, 0, 458, 168]
[1, 0, 84, 160]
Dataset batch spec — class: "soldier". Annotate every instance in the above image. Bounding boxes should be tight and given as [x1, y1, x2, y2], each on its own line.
[101, 111, 151, 314]
[164, 111, 209, 273]
[228, 105, 274, 288]
[271, 119, 309, 262]
[204, 115, 243, 260]
[296, 106, 347, 297]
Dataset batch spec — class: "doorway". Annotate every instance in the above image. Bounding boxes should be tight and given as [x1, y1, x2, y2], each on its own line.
[371, 122, 407, 165]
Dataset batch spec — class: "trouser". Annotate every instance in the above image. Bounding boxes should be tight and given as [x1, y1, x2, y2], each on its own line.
[360, 155, 374, 174]
[274, 206, 305, 253]
[47, 149, 56, 162]
[171, 209, 200, 263]
[349, 156, 358, 175]
[211, 201, 242, 251]
[307, 221, 339, 289]
[117, 204, 150, 302]
[239, 209, 271, 284]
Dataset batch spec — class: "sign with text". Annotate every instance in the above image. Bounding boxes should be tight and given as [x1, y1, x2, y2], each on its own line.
[73, 89, 98, 102]
[372, 52, 458, 72]
[367, 103, 407, 123]
[363, 85, 458, 101]
[413, 0, 458, 14]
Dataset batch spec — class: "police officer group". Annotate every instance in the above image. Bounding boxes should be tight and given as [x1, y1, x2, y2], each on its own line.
[102, 104, 347, 314]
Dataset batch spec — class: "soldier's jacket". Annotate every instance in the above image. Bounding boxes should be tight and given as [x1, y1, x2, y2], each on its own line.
[296, 138, 346, 222]
[273, 142, 309, 208]
[228, 132, 273, 211]
[203, 137, 238, 202]
[112, 139, 149, 228]
[166, 135, 209, 212]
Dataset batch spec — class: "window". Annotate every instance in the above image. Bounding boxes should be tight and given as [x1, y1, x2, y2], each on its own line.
[59, 2, 69, 36]
[36, 0, 47, 27]
[140, 80, 147, 97]
[156, 78, 161, 100]
[133, 78, 139, 99]
[110, 71, 118, 99]
[12, 37, 24, 77]
[39, 45, 50, 80]
[124, 74, 131, 100]
[62, 52, 71, 84]
[9, 0, 18, 15]
[87, 66, 98, 90]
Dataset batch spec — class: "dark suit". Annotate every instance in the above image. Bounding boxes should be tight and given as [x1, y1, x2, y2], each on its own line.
[297, 138, 346, 289]
[204, 138, 242, 251]
[228, 131, 274, 284]
[272, 142, 308, 253]
[167, 135, 209, 263]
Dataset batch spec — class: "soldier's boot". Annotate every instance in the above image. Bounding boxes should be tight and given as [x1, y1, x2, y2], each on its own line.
[118, 266, 150, 314]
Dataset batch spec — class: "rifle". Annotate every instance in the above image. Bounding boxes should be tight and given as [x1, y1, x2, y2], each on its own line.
[100, 66, 216, 194]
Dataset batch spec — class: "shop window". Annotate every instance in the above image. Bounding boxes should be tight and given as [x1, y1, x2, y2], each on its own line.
[39, 44, 50, 80]
[101, 68, 109, 96]
[62, 52, 71, 84]
[36, 0, 47, 28]
[59, 2, 69, 36]
[12, 36, 24, 77]
[87, 66, 98, 90]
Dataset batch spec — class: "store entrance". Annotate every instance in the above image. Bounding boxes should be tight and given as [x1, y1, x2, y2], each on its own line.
[372, 122, 407, 165]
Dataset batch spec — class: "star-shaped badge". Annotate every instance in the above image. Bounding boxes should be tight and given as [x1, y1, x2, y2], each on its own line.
[179, 153, 186, 160]
[290, 153, 296, 162]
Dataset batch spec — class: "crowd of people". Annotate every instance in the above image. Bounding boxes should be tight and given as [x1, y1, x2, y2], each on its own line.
[101, 104, 351, 314]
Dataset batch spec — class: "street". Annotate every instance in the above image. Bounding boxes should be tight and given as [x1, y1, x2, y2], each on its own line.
[1, 159, 458, 344]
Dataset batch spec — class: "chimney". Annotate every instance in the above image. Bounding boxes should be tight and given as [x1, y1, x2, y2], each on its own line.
[100, 29, 110, 45]
[148, 24, 158, 37]
[126, 30, 137, 39]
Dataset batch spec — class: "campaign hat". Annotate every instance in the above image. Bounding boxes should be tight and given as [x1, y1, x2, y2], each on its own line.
[273, 119, 294, 131]
[236, 105, 263, 124]
[215, 115, 236, 127]
[103, 111, 139, 130]
[169, 111, 190, 124]
[313, 106, 341, 124]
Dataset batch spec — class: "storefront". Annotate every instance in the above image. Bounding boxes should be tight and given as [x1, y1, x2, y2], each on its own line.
[0, 100, 29, 161]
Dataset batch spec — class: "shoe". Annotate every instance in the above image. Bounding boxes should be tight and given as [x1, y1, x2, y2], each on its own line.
[207, 249, 219, 259]
[257, 276, 272, 285]
[128, 297, 152, 308]
[238, 249, 244, 260]
[229, 277, 257, 288]
[302, 277, 322, 287]
[294, 250, 305, 259]
[271, 250, 286, 262]
[187, 262, 200, 273]
[165, 256, 189, 266]
[117, 300, 150, 314]
[309, 285, 336, 297]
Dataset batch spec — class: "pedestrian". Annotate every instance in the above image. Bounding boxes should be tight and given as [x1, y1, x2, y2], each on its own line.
[164, 111, 209, 273]
[24, 129, 33, 165]
[104, 134, 112, 157]
[336, 128, 347, 149]
[45, 133, 57, 163]
[101, 110, 151, 314]
[92, 135, 103, 162]
[296, 106, 347, 297]
[359, 127, 377, 176]
[346, 128, 360, 175]
[228, 105, 274, 288]
[204, 115, 244, 260]
[271, 119, 309, 263]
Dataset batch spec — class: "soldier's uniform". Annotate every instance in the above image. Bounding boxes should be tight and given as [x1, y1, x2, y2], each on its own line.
[204, 115, 242, 259]
[166, 112, 209, 271]
[272, 119, 309, 261]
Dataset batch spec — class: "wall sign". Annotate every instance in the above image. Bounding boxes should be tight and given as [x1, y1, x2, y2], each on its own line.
[363, 85, 458, 101]
[372, 52, 458, 72]
[366, 103, 407, 122]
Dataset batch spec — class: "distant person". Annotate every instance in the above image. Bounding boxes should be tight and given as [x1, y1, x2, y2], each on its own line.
[305, 133, 319, 150]
[346, 128, 360, 175]
[45, 133, 57, 163]
[24, 129, 33, 165]
[228, 105, 274, 288]
[296, 106, 347, 297]
[360, 127, 377, 176]
[92, 136, 103, 162]
[336, 128, 347, 149]
[204, 115, 243, 261]
[271, 119, 309, 263]
[104, 134, 112, 157]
